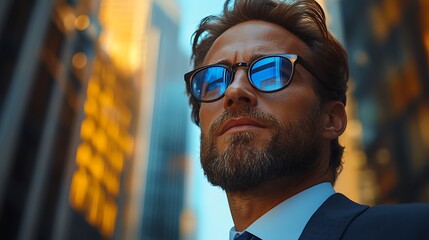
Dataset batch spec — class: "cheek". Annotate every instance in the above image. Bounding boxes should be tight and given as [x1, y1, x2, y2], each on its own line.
[260, 89, 319, 121]
[199, 103, 222, 134]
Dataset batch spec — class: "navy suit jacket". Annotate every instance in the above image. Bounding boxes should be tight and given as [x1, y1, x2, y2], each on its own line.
[299, 193, 429, 240]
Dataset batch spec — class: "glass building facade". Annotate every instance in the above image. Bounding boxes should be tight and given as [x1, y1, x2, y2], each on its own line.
[0, 0, 156, 238]
[340, 0, 429, 203]
[0, 0, 190, 238]
[139, 1, 190, 240]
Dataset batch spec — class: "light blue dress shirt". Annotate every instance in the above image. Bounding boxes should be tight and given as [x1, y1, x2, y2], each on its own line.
[229, 182, 335, 240]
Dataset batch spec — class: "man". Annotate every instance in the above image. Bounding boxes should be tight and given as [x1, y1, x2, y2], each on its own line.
[183, 0, 429, 239]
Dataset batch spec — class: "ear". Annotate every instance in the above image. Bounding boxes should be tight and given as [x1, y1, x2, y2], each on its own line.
[320, 101, 347, 140]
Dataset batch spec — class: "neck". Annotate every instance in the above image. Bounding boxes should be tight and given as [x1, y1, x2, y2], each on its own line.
[226, 172, 331, 232]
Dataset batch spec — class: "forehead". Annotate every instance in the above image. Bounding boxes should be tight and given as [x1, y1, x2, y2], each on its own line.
[203, 20, 310, 65]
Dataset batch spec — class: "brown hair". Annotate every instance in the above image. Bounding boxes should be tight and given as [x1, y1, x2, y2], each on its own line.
[186, 0, 348, 182]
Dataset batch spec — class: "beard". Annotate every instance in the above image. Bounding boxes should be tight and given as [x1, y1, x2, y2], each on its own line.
[200, 104, 322, 192]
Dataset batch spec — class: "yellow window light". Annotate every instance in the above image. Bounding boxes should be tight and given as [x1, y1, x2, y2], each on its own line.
[72, 52, 88, 69]
[80, 117, 96, 140]
[76, 143, 92, 167]
[75, 14, 91, 31]
[69, 169, 89, 211]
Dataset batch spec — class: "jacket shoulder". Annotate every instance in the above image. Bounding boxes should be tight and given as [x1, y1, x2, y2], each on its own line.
[299, 193, 369, 240]
[342, 203, 429, 239]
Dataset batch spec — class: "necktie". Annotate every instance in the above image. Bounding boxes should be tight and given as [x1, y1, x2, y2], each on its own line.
[234, 231, 261, 240]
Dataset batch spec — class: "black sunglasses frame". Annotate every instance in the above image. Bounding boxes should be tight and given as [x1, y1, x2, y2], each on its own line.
[184, 54, 327, 103]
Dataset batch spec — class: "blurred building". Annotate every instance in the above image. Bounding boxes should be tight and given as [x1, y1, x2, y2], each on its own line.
[0, 0, 189, 239]
[0, 0, 140, 239]
[138, 0, 190, 239]
[340, 0, 429, 204]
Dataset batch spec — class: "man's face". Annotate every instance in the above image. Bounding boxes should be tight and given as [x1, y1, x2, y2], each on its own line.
[199, 20, 324, 192]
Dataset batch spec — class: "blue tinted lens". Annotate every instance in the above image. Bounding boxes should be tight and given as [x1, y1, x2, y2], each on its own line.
[191, 66, 230, 101]
[250, 56, 293, 91]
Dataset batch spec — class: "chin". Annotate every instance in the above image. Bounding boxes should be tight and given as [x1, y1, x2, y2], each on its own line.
[220, 131, 272, 149]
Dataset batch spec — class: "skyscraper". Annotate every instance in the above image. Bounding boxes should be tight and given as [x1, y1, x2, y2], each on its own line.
[340, 0, 429, 203]
[0, 0, 144, 239]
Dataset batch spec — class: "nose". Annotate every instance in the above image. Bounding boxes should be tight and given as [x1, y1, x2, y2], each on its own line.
[223, 68, 257, 109]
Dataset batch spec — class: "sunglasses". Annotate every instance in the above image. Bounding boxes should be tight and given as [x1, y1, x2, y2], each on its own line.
[184, 54, 325, 103]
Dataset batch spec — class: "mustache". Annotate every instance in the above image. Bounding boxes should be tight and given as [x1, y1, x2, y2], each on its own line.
[209, 105, 280, 135]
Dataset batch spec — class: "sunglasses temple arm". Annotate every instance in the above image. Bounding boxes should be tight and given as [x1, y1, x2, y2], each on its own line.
[297, 57, 335, 90]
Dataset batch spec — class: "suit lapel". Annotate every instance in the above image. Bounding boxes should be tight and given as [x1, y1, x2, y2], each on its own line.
[298, 193, 369, 240]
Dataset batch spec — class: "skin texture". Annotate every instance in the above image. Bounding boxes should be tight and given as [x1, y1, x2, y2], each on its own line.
[198, 20, 347, 231]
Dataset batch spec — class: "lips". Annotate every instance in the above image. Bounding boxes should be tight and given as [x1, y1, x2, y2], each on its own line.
[218, 118, 265, 135]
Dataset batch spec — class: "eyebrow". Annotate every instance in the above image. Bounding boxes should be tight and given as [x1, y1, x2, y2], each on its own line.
[213, 59, 231, 65]
[248, 53, 267, 63]
[212, 53, 269, 66]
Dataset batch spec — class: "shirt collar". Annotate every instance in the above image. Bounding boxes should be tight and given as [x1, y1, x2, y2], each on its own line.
[229, 182, 335, 240]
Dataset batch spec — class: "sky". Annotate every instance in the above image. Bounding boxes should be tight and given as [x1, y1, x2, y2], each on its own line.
[176, 1, 233, 239]
[177, 0, 225, 56]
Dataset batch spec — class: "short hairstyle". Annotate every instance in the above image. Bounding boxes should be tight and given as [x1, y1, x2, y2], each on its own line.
[186, 0, 348, 182]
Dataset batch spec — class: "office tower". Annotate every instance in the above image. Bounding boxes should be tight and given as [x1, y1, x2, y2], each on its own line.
[340, 0, 429, 203]
[0, 0, 144, 239]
